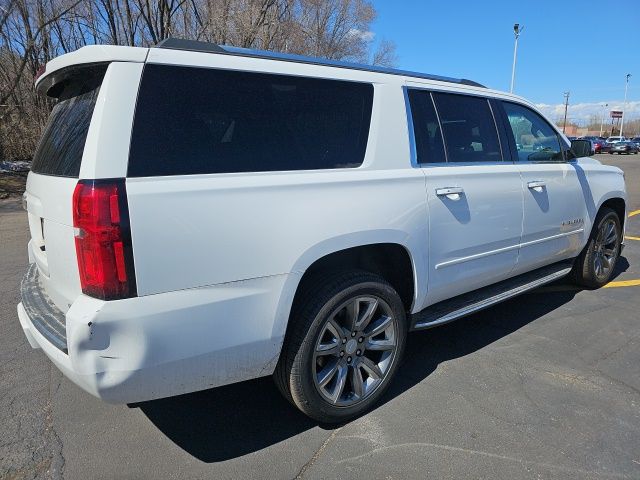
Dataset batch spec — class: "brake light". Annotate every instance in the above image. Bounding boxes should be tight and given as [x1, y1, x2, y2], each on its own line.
[72, 180, 136, 300]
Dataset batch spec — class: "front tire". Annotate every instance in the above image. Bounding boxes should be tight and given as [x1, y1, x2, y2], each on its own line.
[571, 208, 621, 289]
[274, 271, 407, 423]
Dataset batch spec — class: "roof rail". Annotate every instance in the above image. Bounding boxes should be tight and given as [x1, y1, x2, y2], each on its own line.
[154, 38, 486, 88]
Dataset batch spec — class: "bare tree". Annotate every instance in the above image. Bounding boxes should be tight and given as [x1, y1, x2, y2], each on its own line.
[0, 0, 396, 162]
[371, 37, 396, 67]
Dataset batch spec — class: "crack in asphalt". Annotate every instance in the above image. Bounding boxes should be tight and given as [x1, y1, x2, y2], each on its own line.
[45, 364, 65, 480]
[332, 441, 637, 479]
[293, 427, 342, 479]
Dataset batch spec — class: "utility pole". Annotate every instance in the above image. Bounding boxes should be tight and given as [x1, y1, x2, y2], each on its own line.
[562, 91, 570, 134]
[600, 103, 609, 136]
[510, 24, 523, 94]
[620, 73, 631, 138]
[599, 103, 608, 137]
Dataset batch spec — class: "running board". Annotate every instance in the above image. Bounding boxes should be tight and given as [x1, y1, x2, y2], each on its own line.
[410, 261, 573, 330]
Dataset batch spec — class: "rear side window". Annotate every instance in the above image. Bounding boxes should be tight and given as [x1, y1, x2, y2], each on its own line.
[407, 90, 446, 164]
[31, 66, 106, 177]
[432, 93, 502, 163]
[128, 65, 374, 176]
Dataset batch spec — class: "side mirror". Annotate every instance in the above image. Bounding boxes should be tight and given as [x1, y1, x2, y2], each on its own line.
[571, 139, 594, 157]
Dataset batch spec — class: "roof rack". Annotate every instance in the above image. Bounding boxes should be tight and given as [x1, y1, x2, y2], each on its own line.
[154, 38, 486, 88]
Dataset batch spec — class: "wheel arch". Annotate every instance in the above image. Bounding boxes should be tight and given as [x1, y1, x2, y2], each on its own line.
[598, 197, 626, 230]
[298, 243, 416, 309]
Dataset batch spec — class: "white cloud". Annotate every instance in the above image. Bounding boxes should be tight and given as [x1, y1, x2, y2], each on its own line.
[347, 28, 375, 42]
[534, 100, 640, 124]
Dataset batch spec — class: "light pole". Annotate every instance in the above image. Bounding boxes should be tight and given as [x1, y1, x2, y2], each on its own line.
[510, 24, 523, 94]
[599, 103, 608, 137]
[620, 74, 631, 138]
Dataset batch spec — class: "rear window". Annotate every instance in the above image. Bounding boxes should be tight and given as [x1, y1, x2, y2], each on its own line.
[127, 64, 374, 177]
[31, 66, 106, 177]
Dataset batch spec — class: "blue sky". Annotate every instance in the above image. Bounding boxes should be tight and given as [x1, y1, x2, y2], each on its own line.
[370, 0, 639, 123]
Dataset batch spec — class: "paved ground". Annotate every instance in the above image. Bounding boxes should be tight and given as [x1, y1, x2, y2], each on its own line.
[1, 154, 639, 479]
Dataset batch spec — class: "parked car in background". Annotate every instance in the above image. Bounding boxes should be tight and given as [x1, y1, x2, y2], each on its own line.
[580, 136, 605, 154]
[17, 39, 628, 422]
[630, 137, 640, 148]
[606, 136, 626, 144]
[609, 141, 639, 155]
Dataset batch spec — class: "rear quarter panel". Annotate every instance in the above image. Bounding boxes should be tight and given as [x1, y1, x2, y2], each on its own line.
[126, 168, 428, 297]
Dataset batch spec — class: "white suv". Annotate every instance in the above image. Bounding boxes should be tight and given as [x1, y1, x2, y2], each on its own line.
[18, 39, 627, 422]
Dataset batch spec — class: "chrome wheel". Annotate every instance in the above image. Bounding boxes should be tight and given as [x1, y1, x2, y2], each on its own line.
[593, 218, 618, 280]
[312, 296, 398, 407]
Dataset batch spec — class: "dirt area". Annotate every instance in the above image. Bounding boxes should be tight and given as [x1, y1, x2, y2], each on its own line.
[0, 173, 27, 199]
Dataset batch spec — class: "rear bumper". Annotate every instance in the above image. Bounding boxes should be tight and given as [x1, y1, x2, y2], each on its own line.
[18, 265, 297, 403]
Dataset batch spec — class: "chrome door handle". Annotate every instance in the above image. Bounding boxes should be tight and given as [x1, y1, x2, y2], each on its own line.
[527, 181, 546, 192]
[435, 187, 464, 197]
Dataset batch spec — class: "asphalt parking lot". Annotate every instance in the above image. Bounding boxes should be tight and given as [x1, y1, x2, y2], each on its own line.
[1, 154, 639, 480]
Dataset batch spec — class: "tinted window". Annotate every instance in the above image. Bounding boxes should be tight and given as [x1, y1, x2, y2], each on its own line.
[503, 102, 563, 162]
[31, 67, 106, 177]
[407, 90, 446, 164]
[432, 93, 502, 163]
[128, 65, 373, 176]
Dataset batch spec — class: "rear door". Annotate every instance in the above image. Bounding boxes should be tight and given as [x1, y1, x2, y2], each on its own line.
[498, 101, 586, 273]
[406, 88, 524, 306]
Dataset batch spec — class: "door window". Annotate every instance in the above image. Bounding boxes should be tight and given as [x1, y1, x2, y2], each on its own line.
[502, 102, 564, 162]
[407, 90, 446, 164]
[432, 93, 502, 163]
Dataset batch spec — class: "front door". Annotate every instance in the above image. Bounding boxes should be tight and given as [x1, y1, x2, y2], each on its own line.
[406, 87, 524, 306]
[498, 101, 586, 273]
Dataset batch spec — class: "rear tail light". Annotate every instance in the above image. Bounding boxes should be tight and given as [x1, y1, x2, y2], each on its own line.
[72, 179, 136, 300]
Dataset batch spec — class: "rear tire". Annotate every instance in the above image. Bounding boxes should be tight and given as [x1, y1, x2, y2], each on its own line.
[571, 208, 621, 289]
[274, 271, 407, 423]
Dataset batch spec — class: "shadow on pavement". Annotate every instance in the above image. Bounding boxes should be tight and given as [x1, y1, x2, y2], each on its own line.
[137, 376, 316, 462]
[135, 275, 606, 462]
[610, 255, 630, 281]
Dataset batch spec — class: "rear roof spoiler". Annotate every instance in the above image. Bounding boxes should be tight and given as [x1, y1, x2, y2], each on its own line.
[35, 45, 148, 92]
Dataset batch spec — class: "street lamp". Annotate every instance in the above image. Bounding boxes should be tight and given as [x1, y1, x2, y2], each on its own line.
[599, 103, 608, 137]
[510, 23, 524, 94]
[620, 74, 631, 138]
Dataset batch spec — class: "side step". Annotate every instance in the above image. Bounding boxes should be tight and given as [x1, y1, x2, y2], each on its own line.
[410, 261, 573, 330]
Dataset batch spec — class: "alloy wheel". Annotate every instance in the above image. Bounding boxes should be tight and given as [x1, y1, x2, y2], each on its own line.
[593, 218, 618, 280]
[312, 296, 398, 407]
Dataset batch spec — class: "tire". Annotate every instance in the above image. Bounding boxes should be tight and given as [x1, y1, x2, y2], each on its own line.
[571, 208, 621, 289]
[274, 270, 407, 423]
